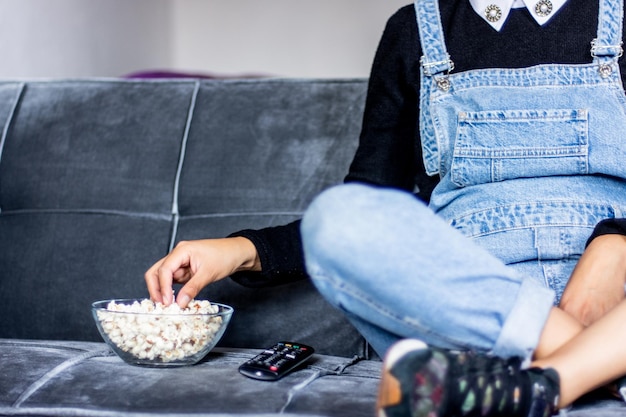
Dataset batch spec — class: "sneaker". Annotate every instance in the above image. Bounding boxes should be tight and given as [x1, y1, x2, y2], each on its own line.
[376, 339, 560, 417]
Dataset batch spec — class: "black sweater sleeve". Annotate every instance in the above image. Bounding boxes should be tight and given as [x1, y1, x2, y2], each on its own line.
[586, 219, 626, 246]
[228, 221, 306, 287]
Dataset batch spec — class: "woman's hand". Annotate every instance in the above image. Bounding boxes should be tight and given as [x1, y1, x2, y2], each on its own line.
[560, 234, 626, 326]
[144, 237, 261, 308]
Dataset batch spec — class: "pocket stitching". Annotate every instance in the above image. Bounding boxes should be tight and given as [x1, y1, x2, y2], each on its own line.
[450, 108, 589, 188]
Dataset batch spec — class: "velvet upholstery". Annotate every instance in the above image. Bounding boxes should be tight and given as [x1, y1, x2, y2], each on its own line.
[0, 79, 624, 416]
[0, 79, 365, 358]
[0, 340, 380, 417]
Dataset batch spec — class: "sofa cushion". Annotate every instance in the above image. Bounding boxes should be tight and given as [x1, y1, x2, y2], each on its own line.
[0, 81, 195, 213]
[0, 213, 171, 341]
[0, 80, 195, 342]
[177, 79, 362, 216]
[0, 339, 380, 417]
[174, 79, 366, 356]
[0, 78, 369, 358]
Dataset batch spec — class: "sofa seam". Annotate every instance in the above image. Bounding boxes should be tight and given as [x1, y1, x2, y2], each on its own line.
[0, 339, 105, 353]
[169, 80, 200, 252]
[9, 77, 366, 85]
[0, 208, 171, 220]
[0, 83, 24, 164]
[0, 83, 25, 214]
[278, 370, 322, 414]
[180, 211, 304, 220]
[12, 348, 112, 408]
[278, 356, 377, 413]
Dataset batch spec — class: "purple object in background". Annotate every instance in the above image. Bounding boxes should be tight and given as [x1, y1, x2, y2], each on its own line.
[124, 69, 270, 79]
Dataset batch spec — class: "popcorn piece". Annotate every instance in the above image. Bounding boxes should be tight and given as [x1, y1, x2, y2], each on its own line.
[96, 299, 224, 363]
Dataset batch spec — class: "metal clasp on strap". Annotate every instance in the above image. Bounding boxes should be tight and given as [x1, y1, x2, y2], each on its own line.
[420, 55, 455, 76]
[591, 39, 623, 78]
[591, 38, 624, 58]
[421, 55, 455, 91]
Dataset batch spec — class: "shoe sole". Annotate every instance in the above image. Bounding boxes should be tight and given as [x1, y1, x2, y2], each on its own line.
[377, 339, 431, 417]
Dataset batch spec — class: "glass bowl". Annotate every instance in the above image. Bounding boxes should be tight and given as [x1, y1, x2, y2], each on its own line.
[92, 298, 233, 367]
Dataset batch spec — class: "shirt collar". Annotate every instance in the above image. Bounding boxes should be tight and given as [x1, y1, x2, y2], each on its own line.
[469, 0, 568, 31]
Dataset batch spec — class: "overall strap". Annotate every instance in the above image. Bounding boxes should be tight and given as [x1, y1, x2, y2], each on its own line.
[415, 0, 450, 174]
[414, 0, 453, 77]
[592, 0, 624, 66]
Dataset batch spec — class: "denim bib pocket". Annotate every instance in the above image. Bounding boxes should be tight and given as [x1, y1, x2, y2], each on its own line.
[451, 203, 606, 298]
[450, 109, 589, 188]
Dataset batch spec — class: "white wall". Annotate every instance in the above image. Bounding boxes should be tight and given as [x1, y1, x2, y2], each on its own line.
[0, 0, 409, 79]
[170, 0, 409, 78]
[0, 0, 172, 78]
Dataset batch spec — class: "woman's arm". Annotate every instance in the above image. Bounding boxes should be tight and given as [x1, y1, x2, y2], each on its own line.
[560, 219, 626, 326]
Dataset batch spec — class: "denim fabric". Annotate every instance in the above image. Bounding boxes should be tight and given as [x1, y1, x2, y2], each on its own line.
[420, 0, 626, 303]
[302, 0, 626, 362]
[301, 184, 554, 360]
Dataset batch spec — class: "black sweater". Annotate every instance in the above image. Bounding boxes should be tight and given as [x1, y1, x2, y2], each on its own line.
[231, 0, 626, 287]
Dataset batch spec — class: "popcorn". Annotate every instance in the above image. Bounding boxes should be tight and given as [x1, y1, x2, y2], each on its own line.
[96, 299, 223, 363]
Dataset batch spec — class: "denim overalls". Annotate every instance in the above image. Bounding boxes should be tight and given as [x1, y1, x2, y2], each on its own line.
[419, 0, 626, 304]
[300, 0, 626, 361]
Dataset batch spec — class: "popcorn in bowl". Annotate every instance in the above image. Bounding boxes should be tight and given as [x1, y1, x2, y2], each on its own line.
[92, 298, 233, 367]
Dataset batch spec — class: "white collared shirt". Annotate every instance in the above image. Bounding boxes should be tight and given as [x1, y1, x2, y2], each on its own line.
[469, 0, 568, 31]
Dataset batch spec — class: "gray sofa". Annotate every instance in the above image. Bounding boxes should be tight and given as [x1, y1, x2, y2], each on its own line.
[0, 78, 624, 417]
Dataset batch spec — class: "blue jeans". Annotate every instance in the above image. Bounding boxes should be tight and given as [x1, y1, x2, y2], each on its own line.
[301, 183, 555, 359]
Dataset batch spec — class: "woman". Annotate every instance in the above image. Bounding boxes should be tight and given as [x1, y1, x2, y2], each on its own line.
[146, 1, 626, 415]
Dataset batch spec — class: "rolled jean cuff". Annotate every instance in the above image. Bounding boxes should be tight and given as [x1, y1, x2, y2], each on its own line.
[492, 277, 555, 360]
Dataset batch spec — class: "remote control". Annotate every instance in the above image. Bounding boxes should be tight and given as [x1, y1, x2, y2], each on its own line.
[238, 341, 315, 381]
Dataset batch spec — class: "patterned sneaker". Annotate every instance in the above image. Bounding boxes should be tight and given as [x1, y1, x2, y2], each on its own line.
[377, 339, 560, 417]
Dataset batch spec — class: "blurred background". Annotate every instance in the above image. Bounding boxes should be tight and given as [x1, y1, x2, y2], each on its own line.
[0, 0, 409, 79]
